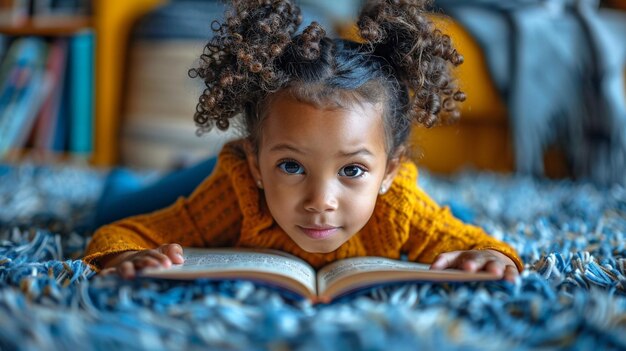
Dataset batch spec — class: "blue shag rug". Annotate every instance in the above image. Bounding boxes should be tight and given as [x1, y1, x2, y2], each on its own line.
[1, 162, 626, 350]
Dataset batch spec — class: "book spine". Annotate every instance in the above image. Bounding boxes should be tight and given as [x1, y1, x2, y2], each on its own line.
[0, 62, 24, 153]
[68, 29, 94, 155]
[51, 63, 69, 152]
[7, 66, 50, 150]
[0, 38, 46, 155]
[33, 38, 68, 150]
[0, 57, 21, 130]
[0, 37, 29, 130]
[0, 37, 48, 154]
[0, 34, 7, 64]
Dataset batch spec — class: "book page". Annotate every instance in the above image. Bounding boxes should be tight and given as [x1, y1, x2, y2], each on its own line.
[317, 256, 497, 299]
[141, 248, 317, 295]
[318, 257, 430, 291]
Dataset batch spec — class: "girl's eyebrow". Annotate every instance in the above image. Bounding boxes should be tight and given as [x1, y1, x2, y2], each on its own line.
[268, 144, 373, 158]
[269, 143, 305, 154]
[337, 148, 374, 158]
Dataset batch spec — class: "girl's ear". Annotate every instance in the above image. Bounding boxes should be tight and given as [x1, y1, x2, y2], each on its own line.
[243, 139, 262, 183]
[380, 146, 405, 194]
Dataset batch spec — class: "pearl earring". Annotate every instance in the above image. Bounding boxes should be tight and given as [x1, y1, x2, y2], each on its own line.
[256, 180, 263, 189]
[379, 185, 387, 195]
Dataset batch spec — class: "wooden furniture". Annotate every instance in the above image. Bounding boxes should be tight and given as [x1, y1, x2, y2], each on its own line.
[0, 16, 91, 36]
[411, 16, 517, 174]
[0, 0, 166, 166]
[92, 0, 166, 166]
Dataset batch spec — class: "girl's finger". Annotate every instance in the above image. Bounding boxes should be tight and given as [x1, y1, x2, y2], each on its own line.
[430, 251, 461, 270]
[459, 254, 490, 272]
[159, 244, 185, 264]
[143, 250, 173, 267]
[134, 256, 162, 270]
[483, 260, 505, 276]
[118, 261, 136, 279]
[503, 265, 519, 282]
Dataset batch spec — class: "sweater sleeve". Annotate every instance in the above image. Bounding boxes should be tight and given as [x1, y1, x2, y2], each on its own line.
[83, 159, 243, 270]
[401, 187, 524, 272]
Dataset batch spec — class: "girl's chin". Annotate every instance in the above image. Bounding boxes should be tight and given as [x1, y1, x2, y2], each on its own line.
[299, 245, 338, 254]
[293, 236, 348, 254]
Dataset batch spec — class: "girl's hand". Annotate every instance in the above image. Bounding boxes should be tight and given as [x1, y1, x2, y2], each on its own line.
[430, 249, 519, 282]
[99, 244, 185, 279]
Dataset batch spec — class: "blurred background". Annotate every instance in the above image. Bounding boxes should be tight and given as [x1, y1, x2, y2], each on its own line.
[0, 0, 624, 184]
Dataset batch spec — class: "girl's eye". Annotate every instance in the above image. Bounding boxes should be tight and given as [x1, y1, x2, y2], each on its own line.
[339, 165, 366, 178]
[278, 161, 305, 174]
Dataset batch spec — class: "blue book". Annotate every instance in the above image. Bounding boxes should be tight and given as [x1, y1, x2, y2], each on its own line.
[0, 61, 22, 120]
[0, 39, 33, 123]
[0, 35, 22, 86]
[6, 66, 50, 151]
[51, 63, 70, 153]
[0, 38, 48, 155]
[33, 38, 68, 151]
[68, 30, 94, 155]
[0, 34, 8, 67]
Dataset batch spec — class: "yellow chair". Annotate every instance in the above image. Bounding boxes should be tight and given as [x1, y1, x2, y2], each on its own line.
[412, 15, 516, 175]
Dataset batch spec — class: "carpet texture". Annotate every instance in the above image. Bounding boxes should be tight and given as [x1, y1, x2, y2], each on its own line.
[1, 163, 625, 350]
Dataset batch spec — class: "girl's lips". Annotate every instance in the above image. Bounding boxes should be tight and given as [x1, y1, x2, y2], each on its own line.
[298, 226, 340, 239]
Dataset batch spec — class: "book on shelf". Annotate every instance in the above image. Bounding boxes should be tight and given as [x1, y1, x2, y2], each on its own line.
[0, 0, 91, 25]
[67, 29, 93, 155]
[0, 37, 50, 155]
[0, 34, 30, 108]
[0, 29, 94, 160]
[5, 55, 50, 150]
[50, 63, 68, 152]
[32, 0, 92, 17]
[140, 248, 499, 304]
[33, 37, 67, 150]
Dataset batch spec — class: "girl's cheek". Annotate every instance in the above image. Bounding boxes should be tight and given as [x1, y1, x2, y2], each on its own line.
[273, 173, 303, 186]
[341, 177, 378, 195]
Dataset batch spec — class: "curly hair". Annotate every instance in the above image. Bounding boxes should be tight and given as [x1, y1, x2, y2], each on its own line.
[189, 0, 465, 155]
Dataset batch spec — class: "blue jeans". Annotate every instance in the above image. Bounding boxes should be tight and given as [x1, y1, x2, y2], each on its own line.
[93, 157, 217, 227]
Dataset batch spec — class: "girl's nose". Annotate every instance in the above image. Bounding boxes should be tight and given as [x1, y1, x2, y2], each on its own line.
[303, 181, 338, 213]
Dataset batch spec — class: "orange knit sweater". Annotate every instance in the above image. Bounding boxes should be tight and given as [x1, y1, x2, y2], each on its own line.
[84, 140, 523, 271]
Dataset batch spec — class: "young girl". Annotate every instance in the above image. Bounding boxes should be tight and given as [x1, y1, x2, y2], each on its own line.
[84, 0, 523, 281]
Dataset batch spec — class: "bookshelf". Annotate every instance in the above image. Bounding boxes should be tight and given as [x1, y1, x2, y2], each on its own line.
[0, 16, 91, 36]
[0, 0, 165, 166]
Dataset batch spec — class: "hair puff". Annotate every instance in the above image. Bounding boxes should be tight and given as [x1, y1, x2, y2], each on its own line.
[189, 0, 303, 133]
[357, 0, 465, 127]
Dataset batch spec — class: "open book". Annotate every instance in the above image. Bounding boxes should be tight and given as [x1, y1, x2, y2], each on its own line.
[140, 248, 499, 303]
